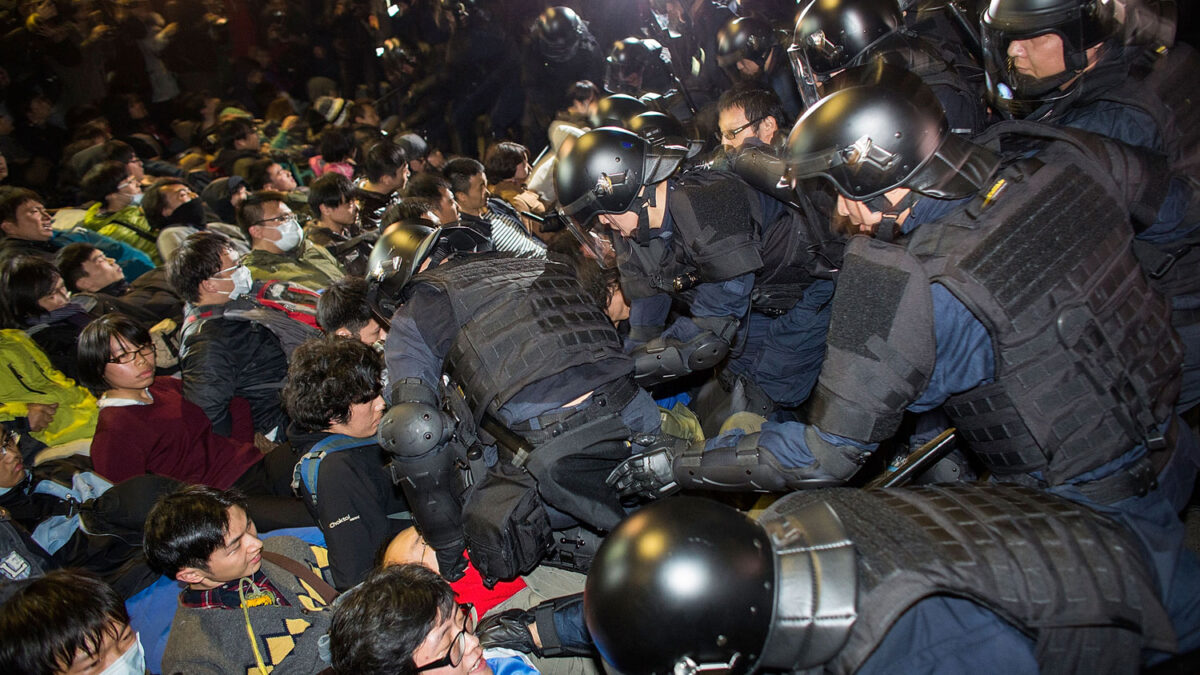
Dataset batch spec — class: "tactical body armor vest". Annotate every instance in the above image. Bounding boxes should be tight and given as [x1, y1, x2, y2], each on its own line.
[406, 254, 630, 422]
[812, 142, 1181, 485]
[761, 485, 1175, 674]
[617, 170, 820, 313]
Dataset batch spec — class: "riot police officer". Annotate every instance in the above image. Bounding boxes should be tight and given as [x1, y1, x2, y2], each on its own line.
[555, 126, 835, 432]
[368, 219, 661, 583]
[790, 0, 987, 133]
[586, 490, 1177, 673]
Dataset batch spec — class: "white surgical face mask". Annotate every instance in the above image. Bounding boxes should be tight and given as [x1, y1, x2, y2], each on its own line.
[99, 632, 145, 675]
[275, 217, 303, 252]
[129, 192, 144, 207]
[220, 264, 253, 300]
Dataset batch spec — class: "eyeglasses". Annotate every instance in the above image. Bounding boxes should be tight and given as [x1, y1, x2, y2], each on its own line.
[128, 157, 144, 165]
[716, 116, 765, 142]
[108, 343, 154, 364]
[414, 604, 478, 672]
[254, 213, 298, 227]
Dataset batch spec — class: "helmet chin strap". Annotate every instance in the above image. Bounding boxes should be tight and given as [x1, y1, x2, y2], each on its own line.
[634, 183, 659, 245]
[864, 191, 920, 243]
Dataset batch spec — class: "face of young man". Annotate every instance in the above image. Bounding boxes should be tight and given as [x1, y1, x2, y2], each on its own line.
[177, 506, 264, 589]
[159, 182, 198, 219]
[1, 199, 54, 241]
[56, 621, 139, 675]
[37, 275, 70, 313]
[598, 211, 639, 238]
[265, 163, 297, 191]
[326, 394, 386, 438]
[434, 186, 459, 225]
[411, 606, 492, 675]
[717, 104, 776, 151]
[75, 248, 125, 292]
[456, 173, 488, 214]
[321, 199, 359, 229]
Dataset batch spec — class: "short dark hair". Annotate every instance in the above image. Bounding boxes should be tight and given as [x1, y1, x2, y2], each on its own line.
[245, 158, 281, 191]
[382, 200, 433, 227]
[0, 256, 60, 326]
[548, 232, 621, 311]
[318, 126, 356, 164]
[317, 276, 373, 334]
[142, 177, 188, 229]
[362, 141, 408, 183]
[566, 80, 599, 106]
[282, 336, 382, 433]
[309, 172, 356, 214]
[217, 118, 256, 150]
[348, 100, 376, 124]
[144, 485, 248, 578]
[80, 160, 130, 203]
[168, 231, 232, 303]
[236, 190, 288, 235]
[77, 313, 151, 391]
[55, 242, 100, 293]
[329, 564, 458, 675]
[404, 172, 451, 203]
[483, 142, 529, 182]
[0, 187, 43, 224]
[0, 570, 131, 675]
[443, 157, 484, 197]
[99, 139, 137, 164]
[717, 86, 788, 130]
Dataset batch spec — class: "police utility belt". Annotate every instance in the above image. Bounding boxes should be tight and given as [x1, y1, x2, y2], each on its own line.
[510, 376, 641, 446]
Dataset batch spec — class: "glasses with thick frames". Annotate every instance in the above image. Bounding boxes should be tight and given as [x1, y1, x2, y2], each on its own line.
[414, 603, 478, 672]
[108, 343, 154, 364]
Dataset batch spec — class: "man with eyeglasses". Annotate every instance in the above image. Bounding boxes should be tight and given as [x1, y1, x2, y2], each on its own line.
[237, 190, 345, 292]
[330, 563, 539, 675]
[80, 160, 162, 265]
[715, 87, 785, 154]
[169, 231, 319, 440]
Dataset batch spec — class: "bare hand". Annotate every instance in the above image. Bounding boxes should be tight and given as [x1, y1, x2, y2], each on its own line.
[26, 403, 58, 432]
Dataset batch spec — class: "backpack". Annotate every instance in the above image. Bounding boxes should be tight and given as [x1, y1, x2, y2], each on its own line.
[291, 434, 379, 507]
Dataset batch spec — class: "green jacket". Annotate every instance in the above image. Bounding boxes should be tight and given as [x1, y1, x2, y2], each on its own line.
[82, 203, 163, 265]
[243, 242, 345, 292]
[0, 330, 98, 446]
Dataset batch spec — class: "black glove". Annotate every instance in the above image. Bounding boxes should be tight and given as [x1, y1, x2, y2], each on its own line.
[435, 544, 469, 582]
[477, 608, 540, 656]
[606, 435, 689, 500]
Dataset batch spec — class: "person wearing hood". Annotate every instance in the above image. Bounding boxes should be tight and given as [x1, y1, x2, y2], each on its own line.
[79, 161, 161, 265]
[237, 190, 344, 291]
[146, 177, 250, 261]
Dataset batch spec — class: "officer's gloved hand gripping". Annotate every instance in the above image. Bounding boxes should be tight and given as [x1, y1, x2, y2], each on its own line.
[607, 426, 845, 500]
[377, 378, 469, 580]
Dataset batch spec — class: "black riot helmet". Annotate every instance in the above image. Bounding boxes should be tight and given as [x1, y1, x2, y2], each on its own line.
[589, 94, 651, 129]
[627, 111, 704, 158]
[585, 496, 859, 674]
[604, 37, 672, 95]
[555, 127, 687, 224]
[365, 219, 442, 323]
[789, 0, 903, 107]
[717, 16, 777, 70]
[533, 6, 587, 62]
[980, 0, 1118, 117]
[786, 62, 996, 202]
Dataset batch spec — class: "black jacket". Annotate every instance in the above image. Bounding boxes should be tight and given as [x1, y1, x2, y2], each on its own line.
[290, 426, 410, 591]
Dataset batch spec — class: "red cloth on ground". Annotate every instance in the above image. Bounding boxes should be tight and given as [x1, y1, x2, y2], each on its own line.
[450, 557, 528, 615]
[91, 376, 263, 488]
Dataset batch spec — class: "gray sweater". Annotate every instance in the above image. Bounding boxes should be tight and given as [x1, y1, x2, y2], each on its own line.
[161, 536, 335, 675]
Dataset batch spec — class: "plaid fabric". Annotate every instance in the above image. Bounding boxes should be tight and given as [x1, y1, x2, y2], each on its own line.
[179, 570, 290, 610]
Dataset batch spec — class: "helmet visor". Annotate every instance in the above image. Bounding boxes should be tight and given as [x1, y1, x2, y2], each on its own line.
[980, 21, 1087, 117]
[787, 43, 827, 110]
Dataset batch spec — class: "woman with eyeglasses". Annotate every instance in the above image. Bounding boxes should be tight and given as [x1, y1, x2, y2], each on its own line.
[78, 313, 313, 530]
[0, 255, 98, 383]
